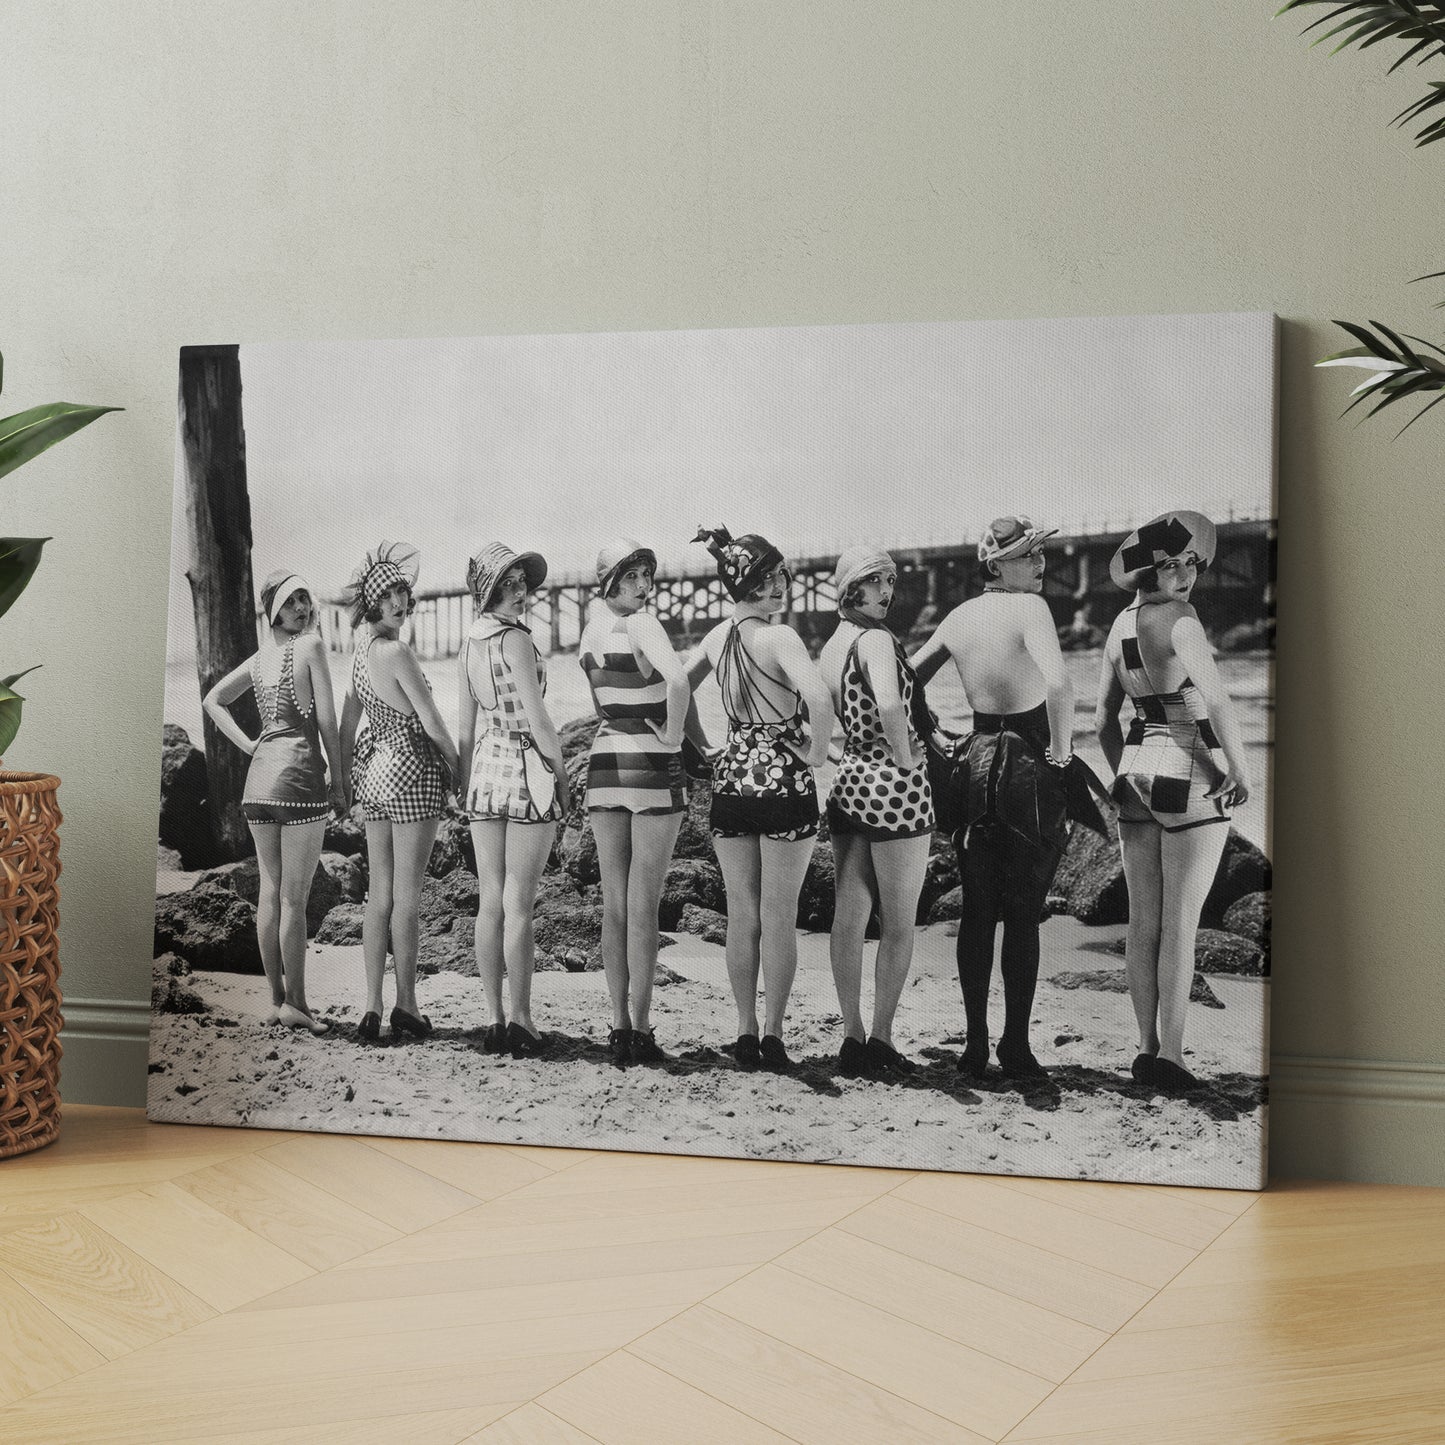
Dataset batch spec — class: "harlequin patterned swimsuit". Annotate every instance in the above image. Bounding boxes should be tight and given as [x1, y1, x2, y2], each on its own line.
[242, 638, 330, 826]
[1109, 601, 1230, 833]
[464, 615, 563, 824]
[827, 623, 934, 842]
[710, 618, 819, 841]
[350, 631, 449, 824]
[580, 614, 686, 814]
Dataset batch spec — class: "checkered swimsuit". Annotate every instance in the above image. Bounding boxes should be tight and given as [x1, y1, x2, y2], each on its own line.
[350, 632, 449, 823]
[1109, 601, 1229, 833]
[464, 618, 562, 824]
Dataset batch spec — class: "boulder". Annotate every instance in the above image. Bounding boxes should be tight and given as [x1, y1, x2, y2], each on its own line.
[419, 926, 477, 976]
[673, 781, 716, 861]
[314, 902, 365, 945]
[1048, 965, 1221, 1007]
[319, 851, 367, 903]
[1195, 927, 1267, 977]
[154, 881, 262, 973]
[1202, 833, 1272, 926]
[151, 974, 209, 1015]
[198, 856, 343, 939]
[1224, 890, 1271, 956]
[418, 868, 479, 937]
[925, 886, 962, 924]
[158, 724, 217, 869]
[795, 837, 835, 932]
[915, 836, 958, 923]
[427, 810, 477, 879]
[563, 823, 600, 887]
[323, 805, 366, 858]
[157, 845, 184, 873]
[559, 714, 600, 765]
[675, 903, 728, 945]
[659, 858, 726, 927]
[533, 876, 604, 971]
[1051, 818, 1128, 925]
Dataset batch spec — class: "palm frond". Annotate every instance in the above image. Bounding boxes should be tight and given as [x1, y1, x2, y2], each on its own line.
[1316, 319, 1445, 428]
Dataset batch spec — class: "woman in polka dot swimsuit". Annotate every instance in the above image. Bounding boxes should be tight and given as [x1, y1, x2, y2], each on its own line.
[688, 527, 834, 1073]
[818, 546, 935, 1078]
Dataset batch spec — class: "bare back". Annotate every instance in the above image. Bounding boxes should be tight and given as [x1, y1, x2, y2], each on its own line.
[1105, 599, 1195, 696]
[934, 592, 1052, 714]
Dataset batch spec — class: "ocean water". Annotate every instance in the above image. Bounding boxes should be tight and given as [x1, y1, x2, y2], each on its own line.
[165, 647, 1273, 851]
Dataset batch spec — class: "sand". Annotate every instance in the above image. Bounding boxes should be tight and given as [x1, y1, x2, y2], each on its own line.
[146, 912, 1268, 1191]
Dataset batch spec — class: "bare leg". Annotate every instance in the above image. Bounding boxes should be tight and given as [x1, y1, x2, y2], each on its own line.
[1156, 823, 1230, 1067]
[362, 821, 395, 1017]
[591, 810, 634, 1031]
[277, 820, 327, 1013]
[829, 829, 875, 1043]
[625, 811, 684, 1033]
[714, 835, 763, 1037]
[758, 835, 816, 1038]
[867, 832, 931, 1045]
[249, 822, 286, 1017]
[1119, 820, 1165, 1055]
[470, 820, 508, 1029]
[389, 819, 440, 1017]
[501, 820, 556, 1034]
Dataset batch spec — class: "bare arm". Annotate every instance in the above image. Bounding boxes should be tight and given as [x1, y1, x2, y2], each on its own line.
[1172, 612, 1250, 805]
[770, 627, 835, 769]
[457, 644, 479, 801]
[201, 657, 260, 758]
[339, 680, 362, 781]
[1094, 655, 1126, 776]
[502, 630, 570, 807]
[1021, 598, 1074, 763]
[629, 612, 689, 748]
[908, 625, 952, 689]
[392, 644, 461, 785]
[296, 635, 347, 812]
[684, 624, 723, 690]
[859, 630, 917, 769]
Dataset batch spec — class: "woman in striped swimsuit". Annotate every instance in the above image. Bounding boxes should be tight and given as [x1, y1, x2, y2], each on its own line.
[339, 543, 459, 1045]
[688, 527, 833, 1072]
[578, 539, 691, 1066]
[1095, 511, 1251, 1094]
[203, 571, 346, 1035]
[459, 542, 569, 1059]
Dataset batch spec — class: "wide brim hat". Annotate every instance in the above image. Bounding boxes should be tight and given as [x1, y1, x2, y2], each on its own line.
[832, 544, 895, 603]
[977, 516, 1060, 566]
[595, 538, 657, 597]
[467, 542, 548, 614]
[1109, 510, 1217, 591]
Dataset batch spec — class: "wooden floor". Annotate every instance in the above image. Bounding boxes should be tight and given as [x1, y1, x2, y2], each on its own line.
[0, 1110, 1442, 1443]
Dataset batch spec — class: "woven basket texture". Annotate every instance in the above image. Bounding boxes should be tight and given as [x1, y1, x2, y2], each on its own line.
[0, 771, 63, 1159]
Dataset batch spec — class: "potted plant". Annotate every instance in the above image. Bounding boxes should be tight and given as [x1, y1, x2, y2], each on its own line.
[1, 349, 119, 1158]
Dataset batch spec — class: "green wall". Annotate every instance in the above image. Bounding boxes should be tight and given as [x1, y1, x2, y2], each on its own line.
[5, 1, 1441, 1182]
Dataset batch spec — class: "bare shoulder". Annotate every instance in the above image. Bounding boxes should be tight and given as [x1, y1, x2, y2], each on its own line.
[626, 610, 669, 650]
[856, 627, 897, 667]
[699, 619, 731, 659]
[293, 633, 326, 665]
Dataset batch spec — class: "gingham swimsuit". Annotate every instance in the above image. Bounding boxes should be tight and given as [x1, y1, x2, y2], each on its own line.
[350, 631, 449, 823]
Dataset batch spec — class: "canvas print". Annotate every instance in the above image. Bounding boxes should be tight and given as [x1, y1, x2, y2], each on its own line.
[151, 313, 1275, 1189]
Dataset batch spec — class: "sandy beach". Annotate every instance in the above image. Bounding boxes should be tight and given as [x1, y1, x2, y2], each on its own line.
[147, 907, 1268, 1191]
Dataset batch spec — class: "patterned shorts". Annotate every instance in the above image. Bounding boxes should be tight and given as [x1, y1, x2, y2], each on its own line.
[355, 741, 449, 824]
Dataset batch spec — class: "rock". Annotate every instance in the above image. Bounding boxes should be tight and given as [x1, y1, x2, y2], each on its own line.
[418, 926, 477, 976]
[1051, 817, 1128, 925]
[418, 868, 479, 937]
[563, 824, 600, 887]
[324, 805, 366, 858]
[533, 876, 604, 970]
[427, 810, 477, 878]
[154, 881, 262, 973]
[925, 886, 962, 924]
[675, 903, 728, 945]
[158, 845, 184, 872]
[1224, 890, 1270, 943]
[1050, 968, 1128, 993]
[795, 837, 835, 932]
[314, 902, 365, 945]
[659, 859, 726, 926]
[559, 714, 600, 765]
[157, 952, 191, 978]
[673, 781, 716, 861]
[198, 855, 343, 939]
[654, 961, 686, 986]
[1202, 833, 1272, 926]
[158, 724, 218, 869]
[1195, 927, 1267, 977]
[1191, 972, 1225, 1008]
[915, 836, 958, 923]
[151, 972, 209, 1015]
[319, 851, 367, 903]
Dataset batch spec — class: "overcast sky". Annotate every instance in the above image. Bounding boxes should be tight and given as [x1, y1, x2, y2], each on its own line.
[168, 311, 1275, 629]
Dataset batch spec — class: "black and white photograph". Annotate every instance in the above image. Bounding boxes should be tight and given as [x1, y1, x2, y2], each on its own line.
[151, 312, 1275, 1190]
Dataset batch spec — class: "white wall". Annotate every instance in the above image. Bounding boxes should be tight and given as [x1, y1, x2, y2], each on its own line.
[6, 0, 1442, 1182]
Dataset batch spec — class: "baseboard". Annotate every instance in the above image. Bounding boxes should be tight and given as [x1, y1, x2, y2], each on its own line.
[54, 1000, 1445, 1185]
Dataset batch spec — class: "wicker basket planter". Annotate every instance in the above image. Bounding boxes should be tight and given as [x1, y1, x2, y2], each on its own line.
[0, 771, 63, 1159]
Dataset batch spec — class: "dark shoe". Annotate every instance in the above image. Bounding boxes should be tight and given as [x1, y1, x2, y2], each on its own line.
[1130, 1051, 1159, 1085]
[1152, 1057, 1199, 1095]
[630, 1028, 666, 1064]
[867, 1037, 917, 1075]
[759, 1034, 793, 1073]
[734, 1033, 762, 1070]
[389, 1006, 433, 1040]
[608, 1027, 632, 1066]
[508, 1022, 550, 1058]
[356, 1011, 382, 1044]
[839, 1036, 870, 1078]
[957, 1040, 990, 1080]
[996, 1040, 1049, 1081]
[483, 1022, 508, 1054]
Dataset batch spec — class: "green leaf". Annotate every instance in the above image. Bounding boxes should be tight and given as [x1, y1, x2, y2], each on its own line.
[1, 667, 41, 690]
[0, 537, 48, 623]
[0, 679, 26, 755]
[0, 401, 122, 483]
